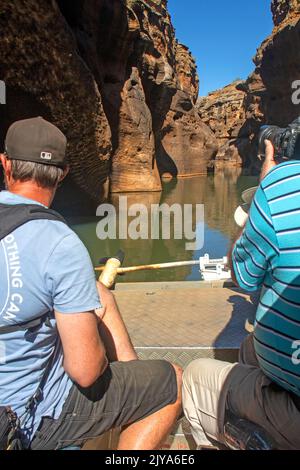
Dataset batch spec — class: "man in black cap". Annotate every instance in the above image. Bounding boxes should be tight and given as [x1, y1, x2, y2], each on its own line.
[0, 117, 181, 450]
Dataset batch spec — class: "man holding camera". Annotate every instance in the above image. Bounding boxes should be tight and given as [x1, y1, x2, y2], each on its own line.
[183, 137, 300, 450]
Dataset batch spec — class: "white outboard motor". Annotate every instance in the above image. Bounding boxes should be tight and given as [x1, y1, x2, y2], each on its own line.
[199, 254, 231, 281]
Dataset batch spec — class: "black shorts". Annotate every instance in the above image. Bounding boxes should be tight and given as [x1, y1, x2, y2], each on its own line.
[30, 360, 177, 450]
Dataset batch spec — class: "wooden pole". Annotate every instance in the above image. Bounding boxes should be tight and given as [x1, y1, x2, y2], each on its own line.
[95, 260, 200, 274]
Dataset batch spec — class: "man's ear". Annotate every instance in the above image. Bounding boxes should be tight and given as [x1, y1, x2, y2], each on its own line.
[0, 154, 13, 187]
[0, 154, 11, 172]
[0, 153, 6, 168]
[60, 165, 70, 182]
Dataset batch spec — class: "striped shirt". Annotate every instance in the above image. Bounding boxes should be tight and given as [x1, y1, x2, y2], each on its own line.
[232, 160, 300, 397]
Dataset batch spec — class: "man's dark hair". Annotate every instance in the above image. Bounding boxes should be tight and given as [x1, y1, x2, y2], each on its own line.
[8, 158, 64, 189]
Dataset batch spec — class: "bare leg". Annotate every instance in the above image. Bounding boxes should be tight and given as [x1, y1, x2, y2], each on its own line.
[96, 281, 138, 362]
[96, 283, 182, 449]
[117, 364, 183, 450]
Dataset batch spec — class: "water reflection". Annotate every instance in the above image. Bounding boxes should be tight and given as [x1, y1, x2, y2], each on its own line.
[70, 171, 258, 283]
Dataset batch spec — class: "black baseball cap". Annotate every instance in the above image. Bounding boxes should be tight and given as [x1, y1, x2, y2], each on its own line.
[4, 117, 67, 168]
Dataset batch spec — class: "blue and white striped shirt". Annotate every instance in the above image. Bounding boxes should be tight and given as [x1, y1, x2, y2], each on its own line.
[232, 160, 300, 397]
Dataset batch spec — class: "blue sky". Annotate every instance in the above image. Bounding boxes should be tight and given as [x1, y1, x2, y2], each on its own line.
[168, 0, 273, 97]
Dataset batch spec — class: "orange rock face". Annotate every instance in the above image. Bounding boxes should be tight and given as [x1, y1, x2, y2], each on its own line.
[197, 82, 246, 169]
[126, 1, 217, 181]
[0, 0, 217, 206]
[0, 0, 112, 208]
[271, 0, 300, 26]
[198, 0, 300, 174]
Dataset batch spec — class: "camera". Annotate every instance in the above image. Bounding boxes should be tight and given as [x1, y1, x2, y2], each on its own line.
[258, 116, 300, 160]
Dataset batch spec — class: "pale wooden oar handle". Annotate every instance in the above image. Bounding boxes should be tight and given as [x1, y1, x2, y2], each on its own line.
[95, 260, 200, 275]
[98, 257, 122, 288]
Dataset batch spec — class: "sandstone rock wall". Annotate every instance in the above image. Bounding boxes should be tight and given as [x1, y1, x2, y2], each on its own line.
[0, 0, 216, 208]
[63, 0, 162, 193]
[241, 0, 300, 171]
[128, 1, 217, 179]
[197, 81, 246, 168]
[198, 0, 300, 173]
[0, 0, 112, 207]
[157, 43, 217, 177]
[271, 0, 300, 26]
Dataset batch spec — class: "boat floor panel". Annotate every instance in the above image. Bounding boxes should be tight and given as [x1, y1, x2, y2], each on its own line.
[84, 282, 258, 449]
[114, 283, 258, 351]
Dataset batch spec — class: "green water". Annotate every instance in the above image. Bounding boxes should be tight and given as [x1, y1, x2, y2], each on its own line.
[70, 170, 258, 283]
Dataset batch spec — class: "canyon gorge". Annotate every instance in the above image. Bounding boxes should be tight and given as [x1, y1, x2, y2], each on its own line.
[0, 0, 299, 209]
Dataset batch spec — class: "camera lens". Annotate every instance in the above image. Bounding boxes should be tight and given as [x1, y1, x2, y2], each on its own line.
[258, 126, 278, 157]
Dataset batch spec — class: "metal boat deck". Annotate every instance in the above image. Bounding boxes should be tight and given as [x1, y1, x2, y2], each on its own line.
[84, 281, 259, 450]
[114, 280, 258, 365]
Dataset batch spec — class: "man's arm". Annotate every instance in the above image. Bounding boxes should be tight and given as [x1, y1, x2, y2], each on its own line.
[228, 231, 243, 287]
[46, 232, 108, 388]
[259, 140, 276, 181]
[228, 140, 278, 291]
[94, 281, 138, 363]
[55, 310, 108, 388]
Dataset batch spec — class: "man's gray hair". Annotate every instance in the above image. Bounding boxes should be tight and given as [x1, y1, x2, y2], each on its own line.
[9, 158, 64, 189]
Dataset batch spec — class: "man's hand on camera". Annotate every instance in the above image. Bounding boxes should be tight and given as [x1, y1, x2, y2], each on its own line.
[260, 140, 276, 182]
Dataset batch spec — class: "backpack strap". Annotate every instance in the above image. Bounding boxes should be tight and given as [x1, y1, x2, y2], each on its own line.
[0, 312, 53, 335]
[0, 202, 67, 439]
[0, 203, 67, 241]
[0, 202, 67, 334]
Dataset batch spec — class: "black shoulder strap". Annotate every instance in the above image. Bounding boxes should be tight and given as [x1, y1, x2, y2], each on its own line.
[24, 338, 58, 417]
[0, 312, 53, 335]
[0, 202, 67, 334]
[0, 203, 67, 241]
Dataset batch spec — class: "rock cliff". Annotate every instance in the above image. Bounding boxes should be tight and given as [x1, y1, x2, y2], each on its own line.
[153, 41, 217, 178]
[198, 0, 300, 173]
[271, 0, 300, 26]
[0, 0, 216, 209]
[197, 81, 246, 169]
[0, 0, 112, 208]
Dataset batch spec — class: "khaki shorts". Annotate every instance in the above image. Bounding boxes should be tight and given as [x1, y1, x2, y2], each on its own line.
[183, 334, 300, 450]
